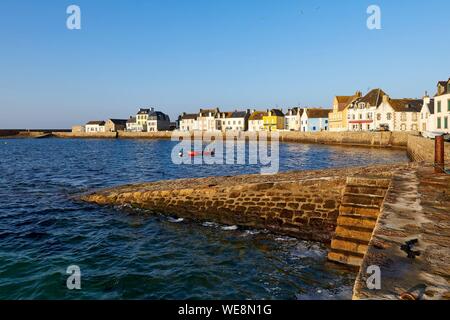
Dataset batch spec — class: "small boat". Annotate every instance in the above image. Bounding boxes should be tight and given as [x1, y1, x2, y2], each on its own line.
[188, 150, 216, 157]
[188, 151, 202, 157]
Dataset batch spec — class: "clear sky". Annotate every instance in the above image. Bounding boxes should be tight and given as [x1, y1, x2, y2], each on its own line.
[0, 0, 449, 129]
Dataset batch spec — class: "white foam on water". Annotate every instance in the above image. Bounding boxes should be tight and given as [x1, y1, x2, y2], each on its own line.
[221, 225, 238, 231]
[168, 217, 184, 223]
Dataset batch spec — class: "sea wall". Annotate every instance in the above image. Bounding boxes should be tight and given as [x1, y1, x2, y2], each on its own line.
[81, 164, 408, 243]
[407, 134, 450, 164]
[52, 130, 412, 148]
[52, 132, 118, 139]
[279, 131, 410, 148]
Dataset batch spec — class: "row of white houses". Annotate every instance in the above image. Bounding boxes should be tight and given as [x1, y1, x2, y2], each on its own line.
[329, 78, 450, 135]
[76, 78, 450, 135]
[177, 108, 332, 132]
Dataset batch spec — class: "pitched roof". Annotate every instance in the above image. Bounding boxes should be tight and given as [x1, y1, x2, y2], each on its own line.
[286, 107, 303, 116]
[268, 109, 284, 117]
[108, 119, 127, 125]
[180, 113, 198, 120]
[127, 117, 136, 124]
[199, 108, 220, 116]
[230, 111, 248, 118]
[388, 99, 423, 112]
[137, 108, 152, 115]
[249, 111, 267, 120]
[335, 95, 359, 111]
[306, 108, 332, 118]
[358, 89, 388, 107]
[436, 79, 450, 96]
[86, 120, 105, 125]
[148, 111, 170, 121]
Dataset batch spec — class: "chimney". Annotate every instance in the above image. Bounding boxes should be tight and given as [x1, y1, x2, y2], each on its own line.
[355, 91, 362, 98]
[382, 95, 390, 103]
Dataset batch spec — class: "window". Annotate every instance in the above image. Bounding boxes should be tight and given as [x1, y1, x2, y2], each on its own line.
[412, 113, 417, 121]
[445, 117, 448, 129]
[377, 114, 381, 121]
[387, 113, 392, 120]
[437, 101, 441, 113]
[437, 117, 442, 129]
[401, 113, 406, 122]
[448, 99, 450, 112]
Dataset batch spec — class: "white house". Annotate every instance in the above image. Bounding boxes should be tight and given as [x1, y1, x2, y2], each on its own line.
[347, 89, 387, 131]
[285, 108, 303, 131]
[126, 117, 142, 132]
[146, 111, 171, 132]
[179, 113, 198, 131]
[434, 78, 450, 133]
[197, 108, 220, 131]
[248, 111, 267, 132]
[419, 95, 435, 133]
[301, 108, 331, 132]
[85, 121, 106, 133]
[134, 108, 155, 132]
[216, 110, 250, 132]
[375, 95, 422, 132]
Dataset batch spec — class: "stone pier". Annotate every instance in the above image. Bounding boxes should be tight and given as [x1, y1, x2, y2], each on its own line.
[80, 164, 408, 243]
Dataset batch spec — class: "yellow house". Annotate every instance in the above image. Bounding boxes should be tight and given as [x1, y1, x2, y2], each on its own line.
[328, 92, 361, 132]
[263, 109, 285, 131]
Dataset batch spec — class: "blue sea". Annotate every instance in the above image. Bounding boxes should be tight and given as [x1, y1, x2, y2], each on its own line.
[0, 138, 408, 299]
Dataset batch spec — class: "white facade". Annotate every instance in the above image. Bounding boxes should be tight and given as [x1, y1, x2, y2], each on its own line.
[285, 108, 302, 131]
[85, 122, 106, 133]
[375, 96, 422, 132]
[434, 92, 450, 134]
[197, 109, 220, 131]
[347, 104, 377, 131]
[419, 96, 435, 133]
[179, 114, 198, 131]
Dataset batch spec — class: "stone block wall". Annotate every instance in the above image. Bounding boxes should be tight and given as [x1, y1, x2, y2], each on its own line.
[407, 135, 450, 164]
[82, 164, 409, 243]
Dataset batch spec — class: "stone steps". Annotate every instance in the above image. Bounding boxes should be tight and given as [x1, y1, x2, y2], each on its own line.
[328, 175, 391, 268]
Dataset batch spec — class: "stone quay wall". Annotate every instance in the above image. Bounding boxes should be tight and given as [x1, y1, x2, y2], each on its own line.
[52, 132, 118, 139]
[52, 130, 412, 148]
[407, 134, 450, 164]
[81, 164, 408, 243]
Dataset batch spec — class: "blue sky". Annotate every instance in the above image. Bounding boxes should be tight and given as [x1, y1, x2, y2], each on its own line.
[0, 0, 449, 128]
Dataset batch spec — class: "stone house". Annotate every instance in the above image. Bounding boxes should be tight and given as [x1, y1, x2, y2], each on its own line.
[375, 96, 422, 132]
[216, 110, 250, 132]
[146, 111, 171, 132]
[105, 119, 127, 132]
[434, 78, 450, 133]
[328, 92, 362, 132]
[71, 125, 85, 133]
[248, 111, 267, 132]
[179, 113, 198, 131]
[263, 109, 285, 131]
[85, 121, 106, 133]
[347, 89, 387, 131]
[301, 108, 331, 132]
[285, 108, 303, 131]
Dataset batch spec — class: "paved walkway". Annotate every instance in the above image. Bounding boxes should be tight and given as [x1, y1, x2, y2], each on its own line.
[354, 166, 450, 300]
